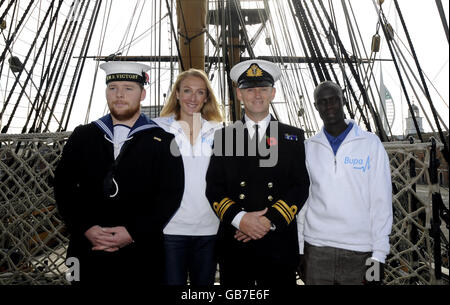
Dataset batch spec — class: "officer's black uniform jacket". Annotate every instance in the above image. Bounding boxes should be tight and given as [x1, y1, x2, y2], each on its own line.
[206, 115, 309, 265]
[54, 114, 184, 284]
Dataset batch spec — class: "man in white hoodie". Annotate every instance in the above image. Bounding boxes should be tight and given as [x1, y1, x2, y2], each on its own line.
[299, 81, 393, 285]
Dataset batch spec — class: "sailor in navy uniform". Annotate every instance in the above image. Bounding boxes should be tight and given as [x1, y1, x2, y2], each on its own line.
[206, 59, 310, 285]
[54, 62, 184, 285]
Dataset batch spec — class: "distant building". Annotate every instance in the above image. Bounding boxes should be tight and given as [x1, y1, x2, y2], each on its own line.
[400, 102, 447, 186]
[405, 104, 424, 136]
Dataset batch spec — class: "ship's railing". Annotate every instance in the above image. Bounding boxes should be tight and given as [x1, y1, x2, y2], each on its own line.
[383, 140, 448, 285]
[0, 132, 70, 284]
[0, 132, 448, 285]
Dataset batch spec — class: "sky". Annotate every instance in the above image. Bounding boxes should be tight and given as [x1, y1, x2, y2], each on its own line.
[1, 0, 449, 136]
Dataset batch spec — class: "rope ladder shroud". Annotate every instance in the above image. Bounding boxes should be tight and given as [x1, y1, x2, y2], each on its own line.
[0, 132, 70, 284]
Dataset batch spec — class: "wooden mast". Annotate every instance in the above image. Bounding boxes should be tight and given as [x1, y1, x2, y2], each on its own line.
[177, 0, 207, 71]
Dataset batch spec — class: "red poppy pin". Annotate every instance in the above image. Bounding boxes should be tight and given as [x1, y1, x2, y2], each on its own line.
[266, 136, 277, 146]
[142, 71, 150, 84]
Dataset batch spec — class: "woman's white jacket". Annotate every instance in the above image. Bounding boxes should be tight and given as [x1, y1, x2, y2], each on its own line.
[153, 115, 222, 236]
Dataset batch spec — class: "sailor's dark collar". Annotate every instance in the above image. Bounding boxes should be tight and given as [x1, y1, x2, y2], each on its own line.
[94, 113, 158, 140]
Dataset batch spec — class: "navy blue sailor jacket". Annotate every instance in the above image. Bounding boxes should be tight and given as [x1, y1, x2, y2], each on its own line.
[205, 115, 310, 263]
[54, 114, 184, 284]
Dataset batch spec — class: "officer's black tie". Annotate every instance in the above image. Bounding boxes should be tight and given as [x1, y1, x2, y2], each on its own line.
[254, 123, 259, 156]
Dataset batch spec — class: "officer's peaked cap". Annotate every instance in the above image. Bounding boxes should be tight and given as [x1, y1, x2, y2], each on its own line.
[230, 59, 281, 89]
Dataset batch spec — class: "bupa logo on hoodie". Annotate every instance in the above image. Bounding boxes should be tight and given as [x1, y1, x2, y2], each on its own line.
[344, 156, 370, 172]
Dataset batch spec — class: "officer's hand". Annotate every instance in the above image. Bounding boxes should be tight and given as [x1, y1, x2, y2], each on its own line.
[85, 225, 118, 252]
[239, 208, 270, 240]
[258, 216, 271, 229]
[234, 230, 252, 242]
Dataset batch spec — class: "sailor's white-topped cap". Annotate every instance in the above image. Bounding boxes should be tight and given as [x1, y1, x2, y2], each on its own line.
[230, 59, 281, 89]
[100, 61, 151, 85]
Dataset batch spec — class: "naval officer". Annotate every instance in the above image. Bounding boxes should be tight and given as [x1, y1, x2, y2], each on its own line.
[206, 59, 310, 285]
[54, 61, 184, 285]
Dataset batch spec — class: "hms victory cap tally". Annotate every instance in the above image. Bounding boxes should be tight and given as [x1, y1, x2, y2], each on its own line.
[100, 61, 151, 85]
[230, 59, 281, 89]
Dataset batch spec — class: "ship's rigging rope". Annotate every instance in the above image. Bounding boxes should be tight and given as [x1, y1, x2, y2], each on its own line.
[270, 0, 315, 131]
[435, 0, 449, 45]
[63, 0, 103, 131]
[1, 0, 59, 134]
[369, 3, 448, 135]
[431, 59, 449, 108]
[0, 0, 102, 133]
[41, 0, 91, 132]
[232, 0, 255, 59]
[319, 0, 389, 141]
[306, 0, 373, 133]
[292, 1, 379, 135]
[393, 0, 449, 162]
[276, 1, 317, 132]
[0, 0, 36, 122]
[374, 1, 425, 144]
[372, 0, 448, 150]
[165, 0, 184, 71]
[118, 0, 142, 56]
[236, 0, 280, 120]
[392, 40, 440, 135]
[298, 1, 328, 83]
[344, 0, 396, 139]
[84, 0, 111, 124]
[0, 0, 447, 147]
[176, 0, 191, 69]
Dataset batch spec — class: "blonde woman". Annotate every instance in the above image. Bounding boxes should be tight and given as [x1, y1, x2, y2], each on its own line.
[152, 68, 223, 285]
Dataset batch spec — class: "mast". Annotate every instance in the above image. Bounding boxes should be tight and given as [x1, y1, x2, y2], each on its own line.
[177, 0, 207, 71]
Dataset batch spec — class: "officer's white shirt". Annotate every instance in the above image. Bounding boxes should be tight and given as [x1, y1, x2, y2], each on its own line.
[244, 113, 271, 140]
[231, 113, 271, 230]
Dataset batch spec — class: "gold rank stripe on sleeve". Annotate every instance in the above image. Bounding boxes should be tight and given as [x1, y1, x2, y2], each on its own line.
[213, 197, 236, 221]
[272, 200, 298, 225]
